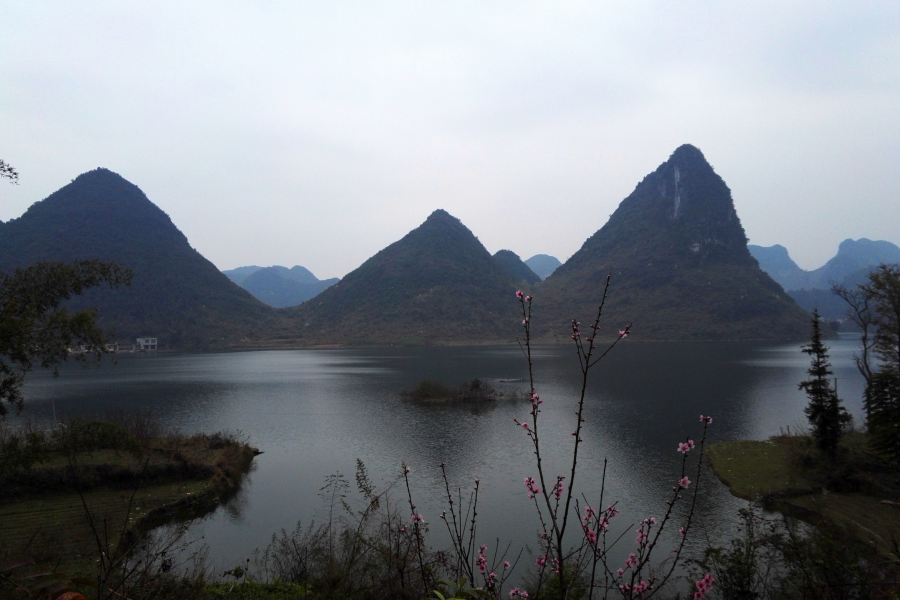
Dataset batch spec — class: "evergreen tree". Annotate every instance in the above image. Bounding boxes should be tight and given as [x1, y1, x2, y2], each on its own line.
[799, 309, 851, 460]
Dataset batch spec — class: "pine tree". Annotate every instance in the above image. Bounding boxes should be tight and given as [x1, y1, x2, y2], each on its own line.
[799, 309, 851, 460]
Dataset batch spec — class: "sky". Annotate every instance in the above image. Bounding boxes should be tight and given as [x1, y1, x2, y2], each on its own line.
[1, 2, 898, 278]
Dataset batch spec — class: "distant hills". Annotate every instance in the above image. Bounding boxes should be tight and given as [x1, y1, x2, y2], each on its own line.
[749, 239, 900, 318]
[223, 265, 339, 308]
[282, 210, 525, 345]
[524, 254, 562, 280]
[0, 169, 279, 350]
[535, 145, 810, 341]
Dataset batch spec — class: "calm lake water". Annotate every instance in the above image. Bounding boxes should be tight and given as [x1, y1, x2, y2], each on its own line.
[17, 335, 867, 579]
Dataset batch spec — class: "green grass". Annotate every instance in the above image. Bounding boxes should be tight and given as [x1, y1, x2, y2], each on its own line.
[706, 439, 816, 500]
[0, 480, 211, 569]
[708, 434, 900, 557]
[0, 432, 257, 572]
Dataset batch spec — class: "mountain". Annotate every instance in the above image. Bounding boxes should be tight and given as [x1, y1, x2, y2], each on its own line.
[525, 254, 562, 280]
[492, 250, 541, 285]
[0, 168, 279, 350]
[222, 265, 263, 285]
[747, 245, 808, 291]
[240, 266, 338, 308]
[750, 239, 900, 292]
[535, 145, 810, 341]
[750, 239, 900, 319]
[283, 210, 523, 345]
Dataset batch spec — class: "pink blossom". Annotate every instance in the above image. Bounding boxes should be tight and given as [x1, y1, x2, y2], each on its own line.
[679, 476, 691, 489]
[504, 561, 510, 568]
[525, 295, 532, 302]
[619, 329, 629, 338]
[694, 573, 715, 598]
[516, 290, 524, 299]
[535, 555, 547, 568]
[476, 544, 487, 573]
[524, 476, 541, 499]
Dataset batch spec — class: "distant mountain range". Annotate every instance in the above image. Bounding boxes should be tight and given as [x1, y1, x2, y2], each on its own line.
[749, 239, 900, 319]
[535, 145, 809, 341]
[1, 146, 829, 349]
[223, 265, 339, 308]
[524, 254, 562, 280]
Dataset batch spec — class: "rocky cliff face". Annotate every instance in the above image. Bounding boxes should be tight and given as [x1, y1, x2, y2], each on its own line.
[536, 145, 810, 341]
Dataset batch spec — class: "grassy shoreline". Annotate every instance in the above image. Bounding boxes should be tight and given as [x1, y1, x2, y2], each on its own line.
[707, 433, 900, 556]
[0, 422, 259, 571]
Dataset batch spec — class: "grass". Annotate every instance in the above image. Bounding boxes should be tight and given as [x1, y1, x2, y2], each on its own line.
[706, 439, 817, 500]
[708, 432, 900, 557]
[0, 426, 258, 572]
[0, 480, 211, 568]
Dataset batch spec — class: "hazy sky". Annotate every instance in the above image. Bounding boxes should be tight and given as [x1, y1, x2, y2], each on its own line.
[2, 2, 898, 277]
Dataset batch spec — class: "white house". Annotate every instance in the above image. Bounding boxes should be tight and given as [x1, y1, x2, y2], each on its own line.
[135, 337, 158, 351]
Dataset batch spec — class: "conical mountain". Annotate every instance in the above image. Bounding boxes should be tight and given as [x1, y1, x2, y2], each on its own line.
[284, 210, 522, 344]
[537, 145, 809, 340]
[493, 250, 541, 285]
[0, 168, 278, 349]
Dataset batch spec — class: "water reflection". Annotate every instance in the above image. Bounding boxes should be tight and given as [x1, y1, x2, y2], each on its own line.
[17, 338, 867, 574]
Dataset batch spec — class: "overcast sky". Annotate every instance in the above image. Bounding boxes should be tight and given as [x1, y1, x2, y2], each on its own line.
[1, 2, 898, 277]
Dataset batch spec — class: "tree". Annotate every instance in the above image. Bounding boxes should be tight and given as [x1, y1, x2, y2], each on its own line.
[861, 264, 900, 460]
[0, 159, 18, 184]
[0, 260, 132, 417]
[799, 309, 850, 460]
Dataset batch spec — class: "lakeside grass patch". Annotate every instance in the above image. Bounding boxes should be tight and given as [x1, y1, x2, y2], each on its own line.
[706, 439, 816, 500]
[0, 421, 258, 572]
[709, 434, 900, 557]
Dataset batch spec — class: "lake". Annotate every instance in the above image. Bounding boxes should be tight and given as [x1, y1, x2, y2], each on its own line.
[16, 335, 867, 580]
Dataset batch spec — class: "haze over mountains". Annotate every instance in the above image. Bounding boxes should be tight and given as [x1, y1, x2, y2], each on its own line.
[223, 265, 339, 308]
[749, 239, 900, 318]
[524, 254, 562, 280]
[0, 145, 834, 349]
